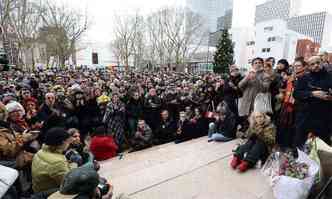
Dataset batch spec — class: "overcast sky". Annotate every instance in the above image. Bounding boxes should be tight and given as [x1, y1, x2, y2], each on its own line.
[57, 0, 332, 42]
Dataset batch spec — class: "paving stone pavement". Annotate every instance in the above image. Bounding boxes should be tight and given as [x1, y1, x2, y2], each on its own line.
[99, 136, 274, 199]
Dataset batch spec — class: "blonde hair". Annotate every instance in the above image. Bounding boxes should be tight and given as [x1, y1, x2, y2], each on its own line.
[249, 111, 270, 128]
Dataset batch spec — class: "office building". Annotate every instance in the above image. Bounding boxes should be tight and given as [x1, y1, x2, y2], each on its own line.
[255, 0, 301, 24]
[288, 12, 332, 48]
[186, 0, 233, 32]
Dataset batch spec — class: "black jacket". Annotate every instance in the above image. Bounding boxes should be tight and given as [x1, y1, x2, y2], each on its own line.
[293, 69, 332, 140]
[126, 98, 144, 119]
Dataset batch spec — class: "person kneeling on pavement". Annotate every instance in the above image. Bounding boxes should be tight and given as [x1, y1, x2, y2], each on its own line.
[208, 102, 237, 142]
[230, 111, 276, 172]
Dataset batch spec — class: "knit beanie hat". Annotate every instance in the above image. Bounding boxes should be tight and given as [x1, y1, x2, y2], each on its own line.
[44, 127, 70, 146]
[5, 101, 25, 116]
[60, 165, 99, 195]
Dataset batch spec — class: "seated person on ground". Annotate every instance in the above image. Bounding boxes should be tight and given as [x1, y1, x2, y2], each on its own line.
[130, 119, 153, 152]
[174, 111, 194, 144]
[208, 102, 237, 142]
[191, 107, 209, 138]
[155, 110, 176, 144]
[230, 111, 276, 172]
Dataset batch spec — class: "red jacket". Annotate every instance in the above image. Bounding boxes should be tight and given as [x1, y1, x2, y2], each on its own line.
[90, 135, 118, 161]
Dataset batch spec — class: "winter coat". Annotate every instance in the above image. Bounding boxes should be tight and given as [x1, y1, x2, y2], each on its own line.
[126, 98, 144, 120]
[103, 101, 126, 146]
[238, 71, 271, 116]
[247, 120, 276, 152]
[0, 126, 22, 161]
[175, 120, 194, 143]
[192, 116, 209, 138]
[293, 69, 332, 144]
[90, 135, 118, 161]
[134, 124, 153, 143]
[155, 118, 177, 143]
[31, 145, 77, 193]
[144, 95, 161, 131]
[213, 113, 237, 139]
[223, 75, 243, 117]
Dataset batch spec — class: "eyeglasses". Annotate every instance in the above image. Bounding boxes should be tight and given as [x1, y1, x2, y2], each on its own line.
[254, 62, 263, 65]
[310, 61, 321, 66]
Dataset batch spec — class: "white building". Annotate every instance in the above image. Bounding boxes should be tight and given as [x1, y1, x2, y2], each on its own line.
[76, 41, 118, 68]
[254, 19, 310, 63]
[230, 19, 311, 70]
[186, 0, 233, 32]
[230, 27, 255, 69]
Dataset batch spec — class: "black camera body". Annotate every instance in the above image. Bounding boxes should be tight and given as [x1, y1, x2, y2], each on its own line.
[97, 177, 110, 196]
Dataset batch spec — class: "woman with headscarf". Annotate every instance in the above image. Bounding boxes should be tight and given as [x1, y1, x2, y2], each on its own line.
[103, 93, 126, 151]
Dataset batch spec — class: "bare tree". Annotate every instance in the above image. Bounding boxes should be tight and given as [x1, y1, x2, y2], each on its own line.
[39, 0, 89, 67]
[112, 12, 143, 71]
[8, 0, 44, 69]
[162, 7, 207, 66]
[145, 7, 206, 70]
[0, 0, 17, 34]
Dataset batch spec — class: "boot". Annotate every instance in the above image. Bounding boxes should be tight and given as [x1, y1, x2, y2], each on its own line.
[238, 160, 249, 172]
[230, 155, 241, 169]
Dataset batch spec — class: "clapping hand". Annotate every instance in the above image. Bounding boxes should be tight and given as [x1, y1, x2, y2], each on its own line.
[312, 90, 330, 100]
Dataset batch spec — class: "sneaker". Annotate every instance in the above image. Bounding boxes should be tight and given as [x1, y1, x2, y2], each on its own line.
[230, 156, 241, 169]
[238, 160, 249, 172]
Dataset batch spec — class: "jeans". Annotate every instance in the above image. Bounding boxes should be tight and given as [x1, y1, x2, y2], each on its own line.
[208, 123, 233, 142]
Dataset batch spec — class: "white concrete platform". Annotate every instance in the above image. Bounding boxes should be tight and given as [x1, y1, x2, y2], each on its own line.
[99, 137, 274, 199]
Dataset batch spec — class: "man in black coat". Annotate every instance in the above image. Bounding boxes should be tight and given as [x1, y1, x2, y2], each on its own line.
[293, 56, 332, 147]
[126, 91, 144, 138]
[223, 65, 243, 124]
[144, 88, 162, 135]
[155, 110, 177, 144]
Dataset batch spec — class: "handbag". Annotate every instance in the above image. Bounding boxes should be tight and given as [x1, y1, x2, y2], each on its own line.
[254, 92, 273, 113]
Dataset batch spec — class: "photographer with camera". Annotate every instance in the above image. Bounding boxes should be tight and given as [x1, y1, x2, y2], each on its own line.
[48, 165, 113, 199]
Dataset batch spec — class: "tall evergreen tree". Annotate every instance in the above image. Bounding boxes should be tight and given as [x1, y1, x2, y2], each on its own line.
[213, 29, 234, 74]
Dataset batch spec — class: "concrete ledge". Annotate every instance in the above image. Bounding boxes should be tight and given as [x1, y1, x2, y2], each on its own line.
[99, 137, 274, 199]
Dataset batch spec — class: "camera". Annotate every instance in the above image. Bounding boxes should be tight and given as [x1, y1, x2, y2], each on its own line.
[97, 177, 110, 196]
[328, 88, 332, 96]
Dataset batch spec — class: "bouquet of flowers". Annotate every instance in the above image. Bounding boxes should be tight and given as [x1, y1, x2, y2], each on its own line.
[262, 150, 319, 199]
[278, 152, 309, 180]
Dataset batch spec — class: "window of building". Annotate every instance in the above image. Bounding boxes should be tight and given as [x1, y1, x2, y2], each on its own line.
[267, 37, 276, 42]
[262, 48, 271, 53]
[264, 26, 273, 32]
[246, 41, 255, 46]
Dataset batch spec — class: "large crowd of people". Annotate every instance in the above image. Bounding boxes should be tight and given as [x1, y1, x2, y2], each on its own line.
[1, 53, 332, 198]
